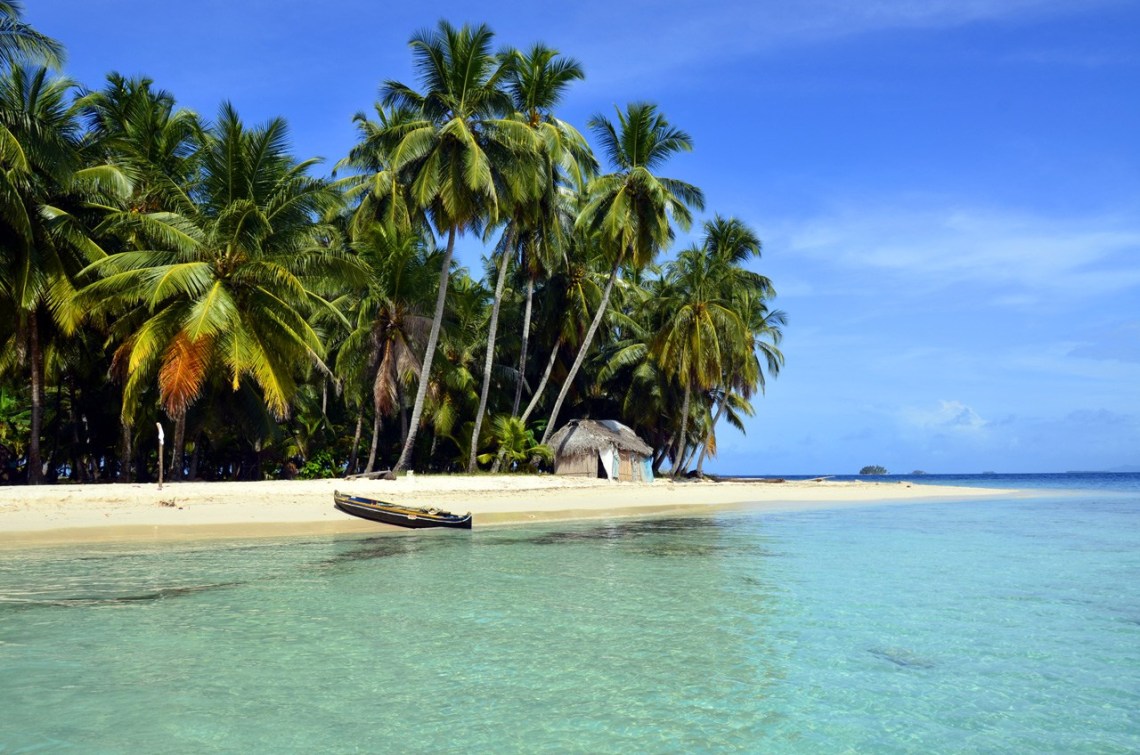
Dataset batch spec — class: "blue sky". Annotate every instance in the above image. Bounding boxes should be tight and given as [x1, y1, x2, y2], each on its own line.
[29, 1, 1140, 474]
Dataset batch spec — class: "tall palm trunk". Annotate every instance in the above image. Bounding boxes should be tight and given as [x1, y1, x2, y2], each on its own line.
[188, 433, 201, 480]
[671, 383, 692, 479]
[170, 411, 186, 481]
[519, 335, 562, 424]
[69, 378, 84, 482]
[468, 237, 513, 471]
[540, 257, 622, 446]
[392, 226, 455, 474]
[365, 409, 382, 473]
[347, 407, 364, 475]
[398, 381, 408, 445]
[511, 276, 535, 417]
[118, 418, 133, 482]
[27, 314, 44, 484]
[695, 389, 728, 477]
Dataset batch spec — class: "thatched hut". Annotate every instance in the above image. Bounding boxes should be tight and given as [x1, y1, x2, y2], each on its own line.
[548, 419, 654, 482]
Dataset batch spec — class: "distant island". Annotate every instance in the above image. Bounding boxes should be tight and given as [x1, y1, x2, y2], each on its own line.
[859, 465, 888, 475]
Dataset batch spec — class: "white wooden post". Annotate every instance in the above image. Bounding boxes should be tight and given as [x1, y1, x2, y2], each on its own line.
[156, 422, 165, 490]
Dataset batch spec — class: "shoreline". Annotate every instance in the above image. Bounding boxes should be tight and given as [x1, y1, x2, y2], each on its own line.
[0, 476, 1019, 548]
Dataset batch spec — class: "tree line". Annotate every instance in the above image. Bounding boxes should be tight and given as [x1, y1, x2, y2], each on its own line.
[0, 7, 785, 484]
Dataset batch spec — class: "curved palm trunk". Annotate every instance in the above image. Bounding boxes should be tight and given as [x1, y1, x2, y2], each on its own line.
[468, 240, 513, 472]
[491, 335, 562, 472]
[392, 226, 455, 475]
[520, 335, 562, 424]
[365, 409, 382, 474]
[27, 314, 44, 484]
[490, 334, 563, 472]
[679, 432, 701, 473]
[671, 383, 692, 479]
[695, 389, 728, 477]
[540, 258, 622, 446]
[511, 277, 535, 417]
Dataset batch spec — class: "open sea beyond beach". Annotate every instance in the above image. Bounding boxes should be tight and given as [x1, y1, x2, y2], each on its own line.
[2, 473, 1138, 752]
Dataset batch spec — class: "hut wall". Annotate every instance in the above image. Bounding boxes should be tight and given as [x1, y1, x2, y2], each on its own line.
[554, 453, 598, 477]
[618, 453, 634, 481]
[616, 451, 653, 481]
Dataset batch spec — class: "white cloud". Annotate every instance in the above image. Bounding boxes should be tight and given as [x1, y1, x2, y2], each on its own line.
[903, 400, 989, 434]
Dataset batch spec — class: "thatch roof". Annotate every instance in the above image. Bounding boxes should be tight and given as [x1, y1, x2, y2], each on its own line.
[548, 419, 653, 459]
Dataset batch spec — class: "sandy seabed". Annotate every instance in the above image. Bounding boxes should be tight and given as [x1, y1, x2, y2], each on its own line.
[0, 475, 1016, 547]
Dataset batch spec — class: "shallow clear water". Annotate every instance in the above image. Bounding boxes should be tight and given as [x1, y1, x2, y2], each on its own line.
[2, 478, 1138, 752]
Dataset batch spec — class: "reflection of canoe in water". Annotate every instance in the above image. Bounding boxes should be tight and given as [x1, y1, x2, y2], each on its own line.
[333, 491, 473, 530]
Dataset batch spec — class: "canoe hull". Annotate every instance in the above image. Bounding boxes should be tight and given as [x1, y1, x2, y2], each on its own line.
[333, 491, 472, 530]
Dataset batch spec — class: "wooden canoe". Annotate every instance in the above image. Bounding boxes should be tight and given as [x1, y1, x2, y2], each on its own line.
[333, 490, 472, 530]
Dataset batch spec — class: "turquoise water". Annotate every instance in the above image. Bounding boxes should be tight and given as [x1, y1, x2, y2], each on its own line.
[2, 477, 1138, 752]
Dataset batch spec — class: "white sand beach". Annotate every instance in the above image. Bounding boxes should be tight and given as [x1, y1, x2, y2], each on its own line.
[0, 476, 1017, 547]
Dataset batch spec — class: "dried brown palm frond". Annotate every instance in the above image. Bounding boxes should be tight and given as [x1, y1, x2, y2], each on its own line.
[158, 331, 210, 417]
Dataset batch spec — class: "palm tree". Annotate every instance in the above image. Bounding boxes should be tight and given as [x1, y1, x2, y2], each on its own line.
[380, 20, 538, 474]
[465, 43, 594, 470]
[541, 102, 703, 445]
[688, 216, 784, 477]
[517, 220, 608, 426]
[505, 45, 595, 416]
[81, 73, 202, 215]
[335, 103, 423, 235]
[80, 103, 352, 478]
[478, 415, 552, 471]
[80, 73, 204, 478]
[428, 269, 486, 467]
[694, 288, 785, 476]
[654, 246, 749, 477]
[0, 2, 64, 69]
[0, 66, 127, 483]
[335, 221, 434, 474]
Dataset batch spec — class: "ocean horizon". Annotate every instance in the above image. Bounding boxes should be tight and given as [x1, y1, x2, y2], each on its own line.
[2, 472, 1137, 752]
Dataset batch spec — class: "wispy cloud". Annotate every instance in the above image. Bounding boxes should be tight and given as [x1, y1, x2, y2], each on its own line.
[1069, 321, 1140, 363]
[774, 203, 1140, 304]
[568, 0, 1123, 91]
[1002, 49, 1136, 67]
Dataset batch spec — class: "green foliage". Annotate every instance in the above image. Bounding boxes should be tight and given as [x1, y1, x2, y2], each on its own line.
[477, 416, 551, 472]
[0, 386, 29, 453]
[0, 2, 65, 69]
[859, 465, 888, 475]
[297, 450, 340, 480]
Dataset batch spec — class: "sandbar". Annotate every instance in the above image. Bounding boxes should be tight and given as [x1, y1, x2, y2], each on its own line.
[0, 475, 1017, 547]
